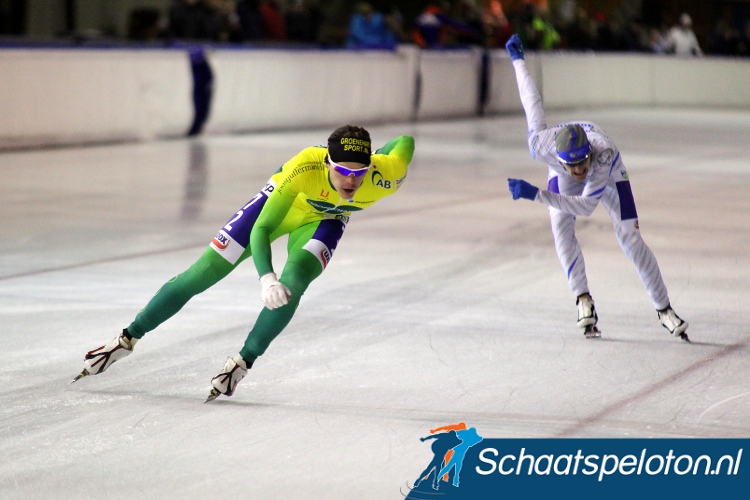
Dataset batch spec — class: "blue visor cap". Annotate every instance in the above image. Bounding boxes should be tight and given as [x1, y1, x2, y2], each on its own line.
[555, 125, 591, 164]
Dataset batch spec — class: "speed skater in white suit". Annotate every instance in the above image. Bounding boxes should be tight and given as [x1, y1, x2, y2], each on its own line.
[504, 33, 689, 342]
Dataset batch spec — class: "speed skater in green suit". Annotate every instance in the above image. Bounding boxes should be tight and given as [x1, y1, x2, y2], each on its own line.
[72, 125, 415, 402]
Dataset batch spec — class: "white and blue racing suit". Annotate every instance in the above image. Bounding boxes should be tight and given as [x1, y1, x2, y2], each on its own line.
[512, 58, 670, 309]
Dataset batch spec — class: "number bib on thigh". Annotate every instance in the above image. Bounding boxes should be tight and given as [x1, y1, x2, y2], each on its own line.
[210, 181, 275, 264]
[300, 217, 347, 270]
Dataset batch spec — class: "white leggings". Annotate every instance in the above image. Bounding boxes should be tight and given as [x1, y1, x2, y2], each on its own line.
[547, 168, 670, 310]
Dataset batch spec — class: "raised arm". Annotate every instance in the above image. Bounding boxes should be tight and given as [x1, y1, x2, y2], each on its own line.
[376, 135, 415, 166]
[506, 34, 548, 143]
[371, 135, 415, 193]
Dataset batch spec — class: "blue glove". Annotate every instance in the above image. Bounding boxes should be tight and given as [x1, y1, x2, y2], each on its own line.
[505, 34, 524, 61]
[508, 178, 539, 201]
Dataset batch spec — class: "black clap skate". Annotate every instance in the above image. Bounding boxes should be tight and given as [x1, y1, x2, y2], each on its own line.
[583, 325, 601, 339]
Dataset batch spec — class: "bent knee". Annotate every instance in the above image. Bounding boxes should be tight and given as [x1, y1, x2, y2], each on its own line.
[280, 251, 324, 296]
[279, 275, 310, 297]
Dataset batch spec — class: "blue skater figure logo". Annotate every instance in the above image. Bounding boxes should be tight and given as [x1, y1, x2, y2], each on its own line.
[413, 422, 484, 491]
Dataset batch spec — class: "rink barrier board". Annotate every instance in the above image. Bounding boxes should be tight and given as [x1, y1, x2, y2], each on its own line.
[0, 48, 194, 149]
[1, 44, 749, 149]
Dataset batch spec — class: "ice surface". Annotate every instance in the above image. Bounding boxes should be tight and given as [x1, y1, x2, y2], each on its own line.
[1, 108, 749, 499]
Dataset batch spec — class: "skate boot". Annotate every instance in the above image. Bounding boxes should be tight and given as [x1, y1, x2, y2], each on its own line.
[205, 354, 252, 403]
[658, 305, 690, 342]
[577, 293, 600, 339]
[71, 329, 138, 383]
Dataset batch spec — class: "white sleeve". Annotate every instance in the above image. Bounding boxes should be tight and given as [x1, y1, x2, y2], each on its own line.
[512, 59, 559, 166]
[535, 164, 610, 217]
[665, 29, 677, 51]
[536, 189, 599, 217]
[512, 59, 547, 137]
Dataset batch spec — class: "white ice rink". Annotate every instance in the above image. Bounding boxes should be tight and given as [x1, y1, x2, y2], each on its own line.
[1, 108, 749, 499]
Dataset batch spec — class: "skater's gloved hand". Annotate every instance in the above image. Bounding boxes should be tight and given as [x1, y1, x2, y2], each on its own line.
[508, 178, 539, 201]
[260, 273, 291, 310]
[506, 34, 524, 61]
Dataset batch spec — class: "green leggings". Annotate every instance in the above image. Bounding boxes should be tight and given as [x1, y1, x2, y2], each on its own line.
[127, 240, 324, 363]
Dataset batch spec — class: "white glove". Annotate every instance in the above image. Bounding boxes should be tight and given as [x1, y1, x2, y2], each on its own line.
[260, 272, 291, 310]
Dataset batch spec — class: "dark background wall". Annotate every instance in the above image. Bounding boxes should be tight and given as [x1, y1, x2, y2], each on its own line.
[2, 0, 748, 53]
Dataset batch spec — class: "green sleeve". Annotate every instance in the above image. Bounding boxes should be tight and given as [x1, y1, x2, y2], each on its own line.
[376, 135, 415, 164]
[250, 191, 295, 277]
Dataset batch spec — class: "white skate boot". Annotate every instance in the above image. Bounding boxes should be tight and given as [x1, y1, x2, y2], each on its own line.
[71, 330, 138, 382]
[658, 306, 690, 342]
[576, 293, 600, 338]
[205, 354, 251, 403]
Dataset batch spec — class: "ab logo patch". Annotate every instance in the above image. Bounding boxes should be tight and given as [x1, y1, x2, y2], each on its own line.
[372, 170, 391, 189]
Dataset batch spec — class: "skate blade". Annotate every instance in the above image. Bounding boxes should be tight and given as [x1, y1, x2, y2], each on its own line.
[70, 369, 90, 384]
[678, 332, 691, 343]
[583, 326, 601, 339]
[204, 388, 221, 403]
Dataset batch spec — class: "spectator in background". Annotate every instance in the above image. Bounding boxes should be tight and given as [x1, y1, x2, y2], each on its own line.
[210, 0, 241, 42]
[513, 3, 560, 51]
[482, 0, 513, 48]
[345, 2, 397, 50]
[286, 0, 323, 44]
[412, 3, 445, 47]
[259, 0, 286, 40]
[530, 6, 560, 50]
[649, 26, 670, 54]
[591, 11, 615, 50]
[455, 0, 484, 45]
[384, 7, 408, 43]
[314, 0, 353, 47]
[412, 2, 481, 48]
[553, 0, 576, 29]
[548, 0, 573, 47]
[665, 13, 703, 56]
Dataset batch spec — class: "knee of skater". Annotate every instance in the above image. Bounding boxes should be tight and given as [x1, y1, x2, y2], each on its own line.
[280, 276, 308, 298]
